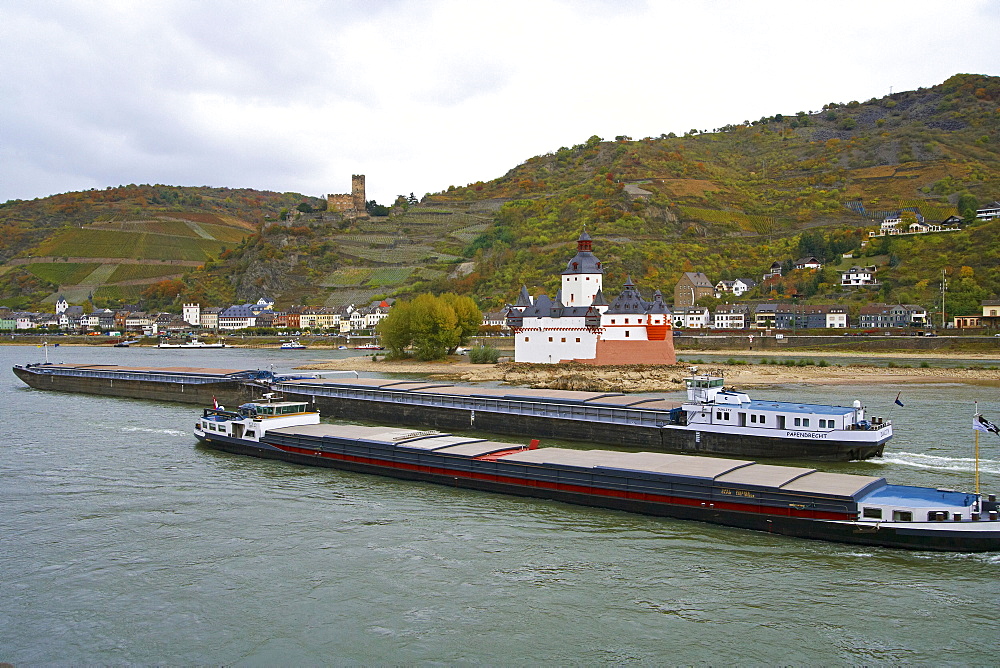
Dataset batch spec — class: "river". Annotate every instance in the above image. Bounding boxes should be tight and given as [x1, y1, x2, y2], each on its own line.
[3, 344, 1000, 665]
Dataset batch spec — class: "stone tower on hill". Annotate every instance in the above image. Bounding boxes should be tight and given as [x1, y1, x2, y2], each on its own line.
[327, 174, 367, 217]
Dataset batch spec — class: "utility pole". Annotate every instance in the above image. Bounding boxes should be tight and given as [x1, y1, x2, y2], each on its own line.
[939, 269, 948, 329]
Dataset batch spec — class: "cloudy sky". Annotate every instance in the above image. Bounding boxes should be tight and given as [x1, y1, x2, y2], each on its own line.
[2, 0, 998, 205]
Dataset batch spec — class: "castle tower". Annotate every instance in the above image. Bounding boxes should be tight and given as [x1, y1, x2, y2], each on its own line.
[560, 230, 603, 307]
[352, 174, 366, 211]
[183, 303, 201, 327]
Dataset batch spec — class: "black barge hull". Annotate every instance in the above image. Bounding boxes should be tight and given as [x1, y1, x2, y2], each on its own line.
[12, 365, 260, 407]
[197, 433, 996, 552]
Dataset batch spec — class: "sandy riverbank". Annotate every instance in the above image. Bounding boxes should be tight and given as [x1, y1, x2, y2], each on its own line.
[298, 353, 1000, 393]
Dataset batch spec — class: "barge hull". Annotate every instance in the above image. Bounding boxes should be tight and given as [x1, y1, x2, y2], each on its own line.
[301, 394, 885, 461]
[13, 366, 255, 407]
[197, 433, 991, 552]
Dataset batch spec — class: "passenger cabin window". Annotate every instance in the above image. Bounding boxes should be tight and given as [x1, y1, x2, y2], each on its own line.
[862, 507, 883, 519]
[892, 510, 913, 522]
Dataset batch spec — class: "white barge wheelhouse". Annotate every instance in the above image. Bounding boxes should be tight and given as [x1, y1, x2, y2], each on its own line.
[193, 399, 1000, 552]
[679, 375, 890, 450]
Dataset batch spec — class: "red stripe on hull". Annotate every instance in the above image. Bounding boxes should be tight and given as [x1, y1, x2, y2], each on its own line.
[270, 442, 851, 522]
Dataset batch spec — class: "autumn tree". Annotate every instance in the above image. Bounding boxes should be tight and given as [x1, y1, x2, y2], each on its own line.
[377, 293, 482, 360]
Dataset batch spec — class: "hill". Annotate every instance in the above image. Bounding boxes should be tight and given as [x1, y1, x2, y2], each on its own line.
[0, 185, 321, 308]
[437, 73, 1000, 313]
[1, 74, 998, 316]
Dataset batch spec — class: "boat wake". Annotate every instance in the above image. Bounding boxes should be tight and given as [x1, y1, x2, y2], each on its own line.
[872, 452, 1000, 475]
[121, 427, 187, 436]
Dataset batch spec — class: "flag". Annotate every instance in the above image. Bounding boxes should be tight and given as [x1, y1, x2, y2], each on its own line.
[894, 392, 904, 407]
[212, 396, 219, 409]
[974, 414, 1000, 435]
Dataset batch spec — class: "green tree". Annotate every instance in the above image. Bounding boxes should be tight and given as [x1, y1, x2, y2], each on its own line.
[409, 294, 459, 360]
[958, 193, 979, 221]
[376, 293, 480, 360]
[440, 293, 482, 350]
[377, 301, 413, 358]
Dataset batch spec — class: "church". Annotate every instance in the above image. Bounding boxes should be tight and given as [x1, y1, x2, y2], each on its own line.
[506, 231, 676, 365]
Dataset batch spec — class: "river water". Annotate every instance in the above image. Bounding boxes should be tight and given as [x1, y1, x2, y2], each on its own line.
[3, 344, 1000, 665]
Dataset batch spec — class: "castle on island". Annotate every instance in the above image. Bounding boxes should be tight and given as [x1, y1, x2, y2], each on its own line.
[506, 231, 676, 365]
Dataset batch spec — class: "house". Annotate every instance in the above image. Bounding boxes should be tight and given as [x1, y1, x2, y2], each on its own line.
[840, 265, 879, 287]
[182, 303, 201, 326]
[58, 305, 84, 330]
[507, 231, 675, 365]
[55, 295, 69, 315]
[858, 304, 926, 328]
[752, 303, 778, 329]
[482, 307, 512, 331]
[880, 215, 902, 234]
[981, 299, 1000, 330]
[976, 202, 1000, 221]
[217, 304, 258, 330]
[124, 311, 152, 332]
[713, 304, 750, 329]
[793, 257, 822, 270]
[671, 306, 711, 329]
[674, 271, 714, 307]
[200, 307, 222, 330]
[954, 315, 981, 329]
[714, 279, 754, 298]
[763, 262, 783, 281]
[773, 304, 848, 329]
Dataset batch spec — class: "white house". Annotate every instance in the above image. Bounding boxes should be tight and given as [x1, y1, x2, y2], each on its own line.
[183, 303, 201, 327]
[713, 304, 750, 329]
[840, 265, 879, 287]
[976, 202, 1000, 221]
[671, 306, 712, 328]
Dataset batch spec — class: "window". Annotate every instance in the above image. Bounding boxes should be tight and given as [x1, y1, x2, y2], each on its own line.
[625, 318, 629, 324]
[524, 337, 529, 342]
[751, 415, 757, 423]
[803, 418, 810, 427]
[561, 338, 566, 343]
[717, 412, 723, 420]
[625, 331, 630, 337]
[548, 337, 553, 342]
[794, 417, 801, 427]
[575, 338, 580, 343]
[759, 416, 765, 425]
[892, 510, 912, 522]
[862, 507, 882, 519]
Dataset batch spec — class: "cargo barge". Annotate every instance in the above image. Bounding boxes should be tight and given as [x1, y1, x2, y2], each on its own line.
[194, 397, 1000, 552]
[12, 362, 891, 460]
[12, 362, 272, 406]
[274, 374, 891, 461]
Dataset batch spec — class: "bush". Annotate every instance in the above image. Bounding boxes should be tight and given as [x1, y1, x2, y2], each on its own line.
[469, 344, 501, 364]
[817, 359, 829, 367]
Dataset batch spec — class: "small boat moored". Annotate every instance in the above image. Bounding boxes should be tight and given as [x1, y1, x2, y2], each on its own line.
[158, 337, 228, 349]
[280, 340, 307, 350]
[193, 398, 1000, 552]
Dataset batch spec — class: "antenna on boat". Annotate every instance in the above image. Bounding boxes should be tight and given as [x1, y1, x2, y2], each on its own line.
[975, 401, 981, 495]
[262, 392, 276, 403]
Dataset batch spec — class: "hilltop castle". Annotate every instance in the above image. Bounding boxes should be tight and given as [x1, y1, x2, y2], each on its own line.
[506, 232, 676, 365]
[327, 174, 367, 218]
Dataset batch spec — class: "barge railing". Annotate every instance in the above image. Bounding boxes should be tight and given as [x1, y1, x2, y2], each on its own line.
[274, 381, 684, 428]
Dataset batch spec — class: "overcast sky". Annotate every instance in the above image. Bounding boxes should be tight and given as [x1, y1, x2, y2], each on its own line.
[2, 0, 998, 206]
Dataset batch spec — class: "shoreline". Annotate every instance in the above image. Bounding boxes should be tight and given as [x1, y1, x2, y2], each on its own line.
[297, 356, 1000, 392]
